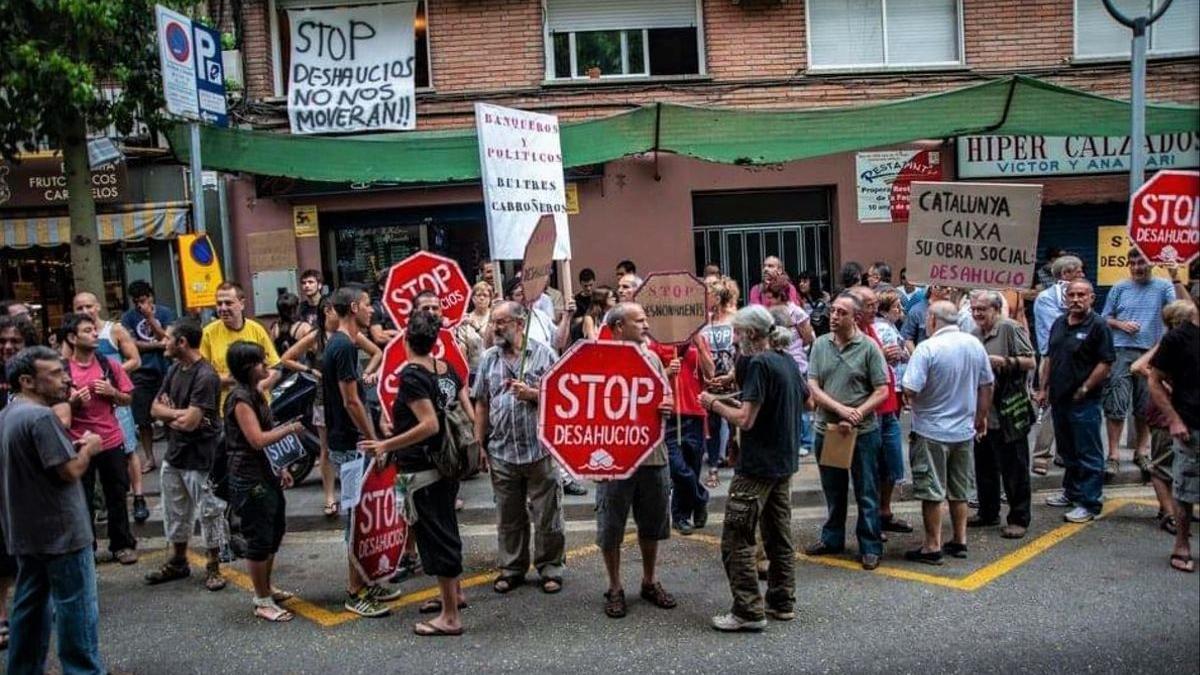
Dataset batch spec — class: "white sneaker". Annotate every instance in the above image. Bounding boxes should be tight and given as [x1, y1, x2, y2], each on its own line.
[1064, 506, 1096, 523]
[1045, 493, 1072, 508]
[711, 613, 767, 632]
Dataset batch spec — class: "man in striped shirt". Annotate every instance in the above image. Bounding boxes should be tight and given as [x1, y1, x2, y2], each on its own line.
[473, 301, 566, 595]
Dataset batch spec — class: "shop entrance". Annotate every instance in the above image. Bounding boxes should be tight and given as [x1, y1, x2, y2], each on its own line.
[692, 188, 834, 296]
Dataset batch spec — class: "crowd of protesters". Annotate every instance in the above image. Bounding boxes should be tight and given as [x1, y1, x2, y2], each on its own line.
[0, 246, 1197, 670]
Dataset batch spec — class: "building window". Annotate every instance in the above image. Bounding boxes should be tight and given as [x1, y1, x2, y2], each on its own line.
[806, 0, 963, 71]
[271, 0, 430, 97]
[1075, 0, 1199, 60]
[545, 0, 703, 80]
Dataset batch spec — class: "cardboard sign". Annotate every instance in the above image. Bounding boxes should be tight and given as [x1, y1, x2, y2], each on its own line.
[1097, 225, 1191, 287]
[245, 229, 298, 272]
[1128, 170, 1200, 266]
[905, 182, 1042, 290]
[855, 149, 942, 223]
[381, 251, 472, 330]
[350, 459, 408, 583]
[263, 433, 307, 474]
[287, 3, 417, 134]
[475, 102, 572, 260]
[339, 456, 365, 512]
[521, 215, 557, 304]
[634, 272, 709, 345]
[177, 233, 224, 309]
[538, 340, 669, 481]
[377, 331, 468, 423]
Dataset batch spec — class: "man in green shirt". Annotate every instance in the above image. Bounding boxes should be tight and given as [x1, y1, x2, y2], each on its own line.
[805, 292, 890, 570]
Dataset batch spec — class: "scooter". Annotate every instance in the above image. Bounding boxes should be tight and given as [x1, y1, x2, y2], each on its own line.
[269, 370, 322, 485]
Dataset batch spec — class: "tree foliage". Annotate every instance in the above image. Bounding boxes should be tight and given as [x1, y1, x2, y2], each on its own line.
[0, 0, 169, 160]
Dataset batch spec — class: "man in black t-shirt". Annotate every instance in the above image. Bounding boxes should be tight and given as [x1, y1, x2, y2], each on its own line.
[323, 285, 401, 618]
[299, 269, 325, 329]
[1036, 280, 1114, 523]
[147, 318, 229, 591]
[1148, 307, 1200, 573]
[701, 305, 805, 633]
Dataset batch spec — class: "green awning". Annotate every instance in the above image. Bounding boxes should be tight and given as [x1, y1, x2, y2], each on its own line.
[168, 75, 1199, 184]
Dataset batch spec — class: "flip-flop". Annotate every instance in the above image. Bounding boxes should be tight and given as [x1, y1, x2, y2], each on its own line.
[1169, 554, 1195, 573]
[704, 469, 720, 489]
[540, 577, 562, 594]
[493, 575, 524, 594]
[413, 620, 463, 636]
[418, 598, 469, 614]
[323, 502, 338, 518]
[141, 463, 157, 475]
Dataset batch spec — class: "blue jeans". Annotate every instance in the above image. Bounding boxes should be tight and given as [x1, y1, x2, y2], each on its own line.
[666, 416, 708, 524]
[705, 414, 729, 468]
[8, 546, 103, 675]
[815, 427, 883, 556]
[801, 411, 815, 450]
[1051, 398, 1105, 514]
[877, 412, 906, 485]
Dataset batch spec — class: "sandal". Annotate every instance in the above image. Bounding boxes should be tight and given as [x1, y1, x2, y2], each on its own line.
[704, 468, 720, 489]
[204, 563, 227, 592]
[639, 581, 677, 609]
[1169, 554, 1195, 573]
[1032, 459, 1049, 476]
[323, 502, 339, 518]
[419, 598, 469, 614]
[254, 604, 294, 622]
[141, 462, 157, 475]
[492, 575, 525, 594]
[413, 620, 463, 636]
[1158, 511, 1179, 536]
[540, 577, 562, 594]
[144, 560, 190, 585]
[271, 588, 295, 603]
[603, 589, 627, 618]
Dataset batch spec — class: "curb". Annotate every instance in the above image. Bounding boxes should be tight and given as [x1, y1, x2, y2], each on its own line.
[130, 466, 1149, 536]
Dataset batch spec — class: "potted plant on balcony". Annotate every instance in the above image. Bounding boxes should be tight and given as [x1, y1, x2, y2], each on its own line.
[586, 64, 602, 79]
[221, 31, 243, 92]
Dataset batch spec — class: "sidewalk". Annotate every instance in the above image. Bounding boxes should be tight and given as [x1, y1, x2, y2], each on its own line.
[128, 438, 1150, 536]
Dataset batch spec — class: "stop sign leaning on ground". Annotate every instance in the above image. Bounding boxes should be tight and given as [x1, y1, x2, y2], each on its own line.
[377, 331, 469, 423]
[381, 251, 472, 330]
[1128, 170, 1200, 266]
[538, 340, 670, 481]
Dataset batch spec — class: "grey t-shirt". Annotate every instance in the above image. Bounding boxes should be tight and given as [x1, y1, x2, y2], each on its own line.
[0, 399, 93, 556]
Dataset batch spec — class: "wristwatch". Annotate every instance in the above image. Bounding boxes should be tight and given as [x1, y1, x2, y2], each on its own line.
[1078, 385, 1089, 396]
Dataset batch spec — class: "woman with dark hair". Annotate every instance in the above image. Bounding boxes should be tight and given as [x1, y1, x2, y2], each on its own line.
[223, 340, 305, 622]
[280, 299, 381, 517]
[359, 312, 470, 637]
[796, 271, 830, 337]
[580, 286, 616, 341]
[270, 292, 311, 357]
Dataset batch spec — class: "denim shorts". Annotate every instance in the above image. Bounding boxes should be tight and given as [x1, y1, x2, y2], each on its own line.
[594, 464, 670, 550]
[877, 412, 906, 485]
[1173, 430, 1199, 504]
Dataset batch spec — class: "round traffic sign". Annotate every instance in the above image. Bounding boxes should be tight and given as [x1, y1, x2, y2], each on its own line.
[165, 21, 191, 62]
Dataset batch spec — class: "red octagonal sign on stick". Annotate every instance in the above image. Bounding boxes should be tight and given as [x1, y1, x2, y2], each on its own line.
[1128, 170, 1200, 266]
[539, 340, 670, 481]
[381, 251, 472, 330]
[377, 330, 469, 423]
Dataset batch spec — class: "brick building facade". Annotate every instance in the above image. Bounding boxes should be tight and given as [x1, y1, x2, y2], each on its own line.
[215, 0, 1199, 312]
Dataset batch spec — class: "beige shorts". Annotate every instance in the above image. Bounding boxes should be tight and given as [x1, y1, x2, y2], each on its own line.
[909, 434, 975, 502]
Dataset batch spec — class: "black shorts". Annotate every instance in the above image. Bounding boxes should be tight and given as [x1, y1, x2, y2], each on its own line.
[411, 479, 463, 578]
[131, 370, 164, 428]
[230, 480, 286, 562]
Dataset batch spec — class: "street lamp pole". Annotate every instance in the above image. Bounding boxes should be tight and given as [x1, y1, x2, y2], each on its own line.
[1101, 0, 1174, 196]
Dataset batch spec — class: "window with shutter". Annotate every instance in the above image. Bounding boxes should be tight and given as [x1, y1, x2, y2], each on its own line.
[544, 0, 704, 80]
[806, 0, 963, 71]
[1074, 0, 1199, 60]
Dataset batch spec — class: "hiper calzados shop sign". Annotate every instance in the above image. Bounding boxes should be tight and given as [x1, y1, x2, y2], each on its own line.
[0, 156, 127, 208]
[957, 134, 1199, 178]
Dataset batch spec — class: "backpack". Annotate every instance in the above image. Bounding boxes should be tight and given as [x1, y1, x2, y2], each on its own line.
[423, 360, 480, 481]
[94, 355, 138, 453]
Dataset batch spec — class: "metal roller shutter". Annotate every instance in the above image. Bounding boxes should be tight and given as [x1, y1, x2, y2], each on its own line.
[1036, 201, 1126, 306]
[546, 0, 698, 32]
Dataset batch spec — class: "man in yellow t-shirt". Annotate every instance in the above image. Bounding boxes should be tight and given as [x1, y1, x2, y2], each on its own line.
[199, 281, 281, 409]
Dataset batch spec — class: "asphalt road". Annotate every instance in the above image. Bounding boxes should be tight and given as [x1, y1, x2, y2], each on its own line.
[6, 486, 1198, 675]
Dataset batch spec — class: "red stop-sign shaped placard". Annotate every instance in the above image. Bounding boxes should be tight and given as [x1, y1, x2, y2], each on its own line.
[377, 331, 468, 423]
[1129, 170, 1200, 266]
[382, 252, 472, 330]
[538, 340, 669, 481]
[350, 459, 407, 583]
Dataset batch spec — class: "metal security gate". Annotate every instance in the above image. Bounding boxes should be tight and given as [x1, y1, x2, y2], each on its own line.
[692, 189, 834, 296]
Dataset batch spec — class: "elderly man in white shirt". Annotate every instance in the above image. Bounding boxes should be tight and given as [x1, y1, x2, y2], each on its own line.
[902, 300, 995, 566]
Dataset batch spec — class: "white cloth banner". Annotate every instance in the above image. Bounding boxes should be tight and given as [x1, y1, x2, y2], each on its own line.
[287, 3, 417, 135]
[475, 103, 572, 260]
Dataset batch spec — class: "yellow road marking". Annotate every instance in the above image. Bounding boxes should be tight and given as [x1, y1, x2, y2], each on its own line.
[689, 498, 1149, 593]
[185, 533, 629, 628]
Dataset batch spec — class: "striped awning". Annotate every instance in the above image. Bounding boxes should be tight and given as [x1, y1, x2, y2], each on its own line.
[0, 202, 189, 249]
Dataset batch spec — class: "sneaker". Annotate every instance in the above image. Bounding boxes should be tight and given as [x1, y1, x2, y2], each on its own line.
[1045, 493, 1073, 508]
[1064, 506, 1096, 523]
[132, 495, 150, 524]
[115, 548, 139, 565]
[673, 520, 694, 536]
[765, 607, 796, 621]
[693, 507, 708, 530]
[1104, 458, 1119, 482]
[344, 589, 390, 618]
[389, 555, 423, 584]
[145, 560, 190, 585]
[365, 583, 404, 603]
[563, 481, 588, 496]
[1134, 454, 1153, 482]
[711, 613, 767, 632]
[94, 550, 115, 565]
[798, 446, 811, 457]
